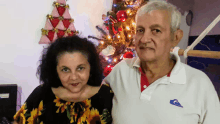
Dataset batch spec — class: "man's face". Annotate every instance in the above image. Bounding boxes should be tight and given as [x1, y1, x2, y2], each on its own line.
[134, 10, 175, 62]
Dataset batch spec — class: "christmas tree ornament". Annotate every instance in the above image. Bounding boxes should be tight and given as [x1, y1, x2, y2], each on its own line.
[49, 16, 60, 28]
[102, 14, 107, 20]
[41, 29, 49, 35]
[100, 45, 116, 56]
[47, 30, 55, 41]
[62, 19, 71, 28]
[109, 15, 118, 24]
[57, 30, 65, 38]
[103, 65, 114, 77]
[57, 6, 66, 16]
[116, 10, 127, 22]
[66, 29, 76, 36]
[53, 2, 60, 7]
[123, 51, 134, 58]
[118, 27, 123, 31]
[68, 31, 75, 36]
[39, 1, 77, 44]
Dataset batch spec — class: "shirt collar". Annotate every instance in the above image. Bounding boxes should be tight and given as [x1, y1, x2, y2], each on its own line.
[132, 52, 186, 84]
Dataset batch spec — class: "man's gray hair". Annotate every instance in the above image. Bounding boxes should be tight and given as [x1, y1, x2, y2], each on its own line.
[136, 0, 181, 32]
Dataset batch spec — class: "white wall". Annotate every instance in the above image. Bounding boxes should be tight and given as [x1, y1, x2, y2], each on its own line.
[0, 0, 112, 104]
[189, 0, 220, 36]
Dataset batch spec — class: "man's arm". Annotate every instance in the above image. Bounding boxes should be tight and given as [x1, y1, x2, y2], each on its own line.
[200, 79, 220, 124]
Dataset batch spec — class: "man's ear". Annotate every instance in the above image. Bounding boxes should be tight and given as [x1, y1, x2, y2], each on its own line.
[172, 29, 183, 47]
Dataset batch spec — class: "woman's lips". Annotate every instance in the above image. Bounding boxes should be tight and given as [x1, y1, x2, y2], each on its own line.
[71, 83, 79, 86]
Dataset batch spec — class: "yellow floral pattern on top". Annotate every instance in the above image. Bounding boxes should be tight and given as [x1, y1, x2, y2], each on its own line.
[13, 103, 27, 124]
[13, 84, 113, 124]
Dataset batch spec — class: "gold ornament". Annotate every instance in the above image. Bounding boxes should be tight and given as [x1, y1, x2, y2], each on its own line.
[54, 28, 59, 33]
[58, 16, 64, 20]
[66, 29, 71, 34]
[70, 19, 74, 23]
[65, 5, 69, 8]
[47, 14, 53, 19]
[41, 29, 49, 35]
[53, 2, 60, 7]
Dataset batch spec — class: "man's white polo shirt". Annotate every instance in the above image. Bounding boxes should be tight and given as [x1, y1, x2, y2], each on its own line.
[104, 52, 220, 124]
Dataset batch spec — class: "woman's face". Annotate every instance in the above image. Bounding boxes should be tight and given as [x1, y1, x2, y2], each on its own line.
[56, 52, 91, 94]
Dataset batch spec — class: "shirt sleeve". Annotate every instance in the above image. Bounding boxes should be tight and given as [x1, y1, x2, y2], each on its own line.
[103, 59, 126, 86]
[103, 64, 117, 86]
[13, 85, 43, 124]
[200, 77, 220, 124]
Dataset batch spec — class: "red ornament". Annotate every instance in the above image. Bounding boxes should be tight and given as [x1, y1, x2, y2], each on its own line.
[123, 52, 134, 58]
[116, 10, 127, 22]
[68, 31, 74, 36]
[112, 24, 117, 34]
[49, 17, 60, 27]
[118, 27, 123, 32]
[103, 65, 114, 77]
[46, 30, 55, 41]
[57, 30, 65, 38]
[57, 6, 66, 16]
[106, 26, 109, 30]
[62, 19, 71, 28]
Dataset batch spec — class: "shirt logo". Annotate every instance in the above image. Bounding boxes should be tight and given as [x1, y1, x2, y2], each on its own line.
[170, 99, 183, 108]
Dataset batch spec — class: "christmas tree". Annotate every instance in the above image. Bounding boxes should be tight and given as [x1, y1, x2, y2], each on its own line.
[39, 0, 78, 44]
[89, 0, 148, 76]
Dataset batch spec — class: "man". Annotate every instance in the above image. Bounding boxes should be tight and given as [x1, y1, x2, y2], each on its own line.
[104, 1, 220, 124]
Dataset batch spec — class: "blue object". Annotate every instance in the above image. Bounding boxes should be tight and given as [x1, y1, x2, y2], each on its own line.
[170, 99, 183, 108]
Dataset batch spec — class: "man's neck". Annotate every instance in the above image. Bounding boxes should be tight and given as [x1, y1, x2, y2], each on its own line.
[141, 57, 175, 83]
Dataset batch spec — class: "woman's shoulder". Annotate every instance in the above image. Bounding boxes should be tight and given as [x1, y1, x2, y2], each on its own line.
[99, 83, 113, 94]
[90, 84, 113, 104]
[25, 85, 43, 103]
[25, 85, 54, 107]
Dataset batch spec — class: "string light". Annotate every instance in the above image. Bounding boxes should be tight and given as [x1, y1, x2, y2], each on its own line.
[126, 26, 130, 30]
[107, 58, 112, 63]
[105, 57, 109, 60]
[128, 34, 131, 38]
[117, 35, 121, 38]
[120, 54, 124, 59]
[126, 9, 131, 14]
[107, 35, 111, 39]
[100, 41, 104, 45]
[132, 22, 136, 26]
[113, 58, 117, 62]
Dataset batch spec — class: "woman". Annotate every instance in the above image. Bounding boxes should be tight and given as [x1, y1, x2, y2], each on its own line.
[13, 36, 113, 124]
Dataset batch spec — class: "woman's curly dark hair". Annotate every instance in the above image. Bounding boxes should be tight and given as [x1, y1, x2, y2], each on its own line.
[36, 36, 103, 89]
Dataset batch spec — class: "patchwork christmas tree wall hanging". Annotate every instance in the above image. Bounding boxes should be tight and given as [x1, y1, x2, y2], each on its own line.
[39, 0, 79, 44]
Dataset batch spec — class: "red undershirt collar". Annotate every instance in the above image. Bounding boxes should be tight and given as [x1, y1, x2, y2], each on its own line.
[139, 67, 171, 92]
